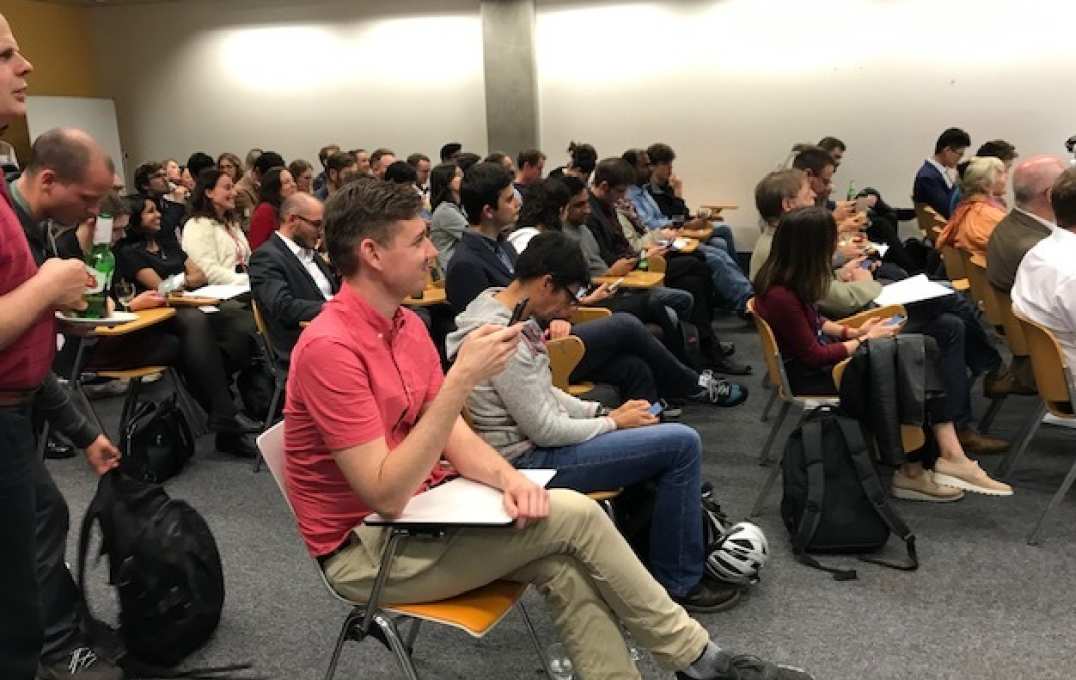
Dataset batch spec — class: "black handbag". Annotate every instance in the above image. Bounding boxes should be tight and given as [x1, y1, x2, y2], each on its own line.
[120, 395, 194, 484]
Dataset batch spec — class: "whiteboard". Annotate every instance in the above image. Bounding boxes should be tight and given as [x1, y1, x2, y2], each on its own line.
[25, 96, 126, 181]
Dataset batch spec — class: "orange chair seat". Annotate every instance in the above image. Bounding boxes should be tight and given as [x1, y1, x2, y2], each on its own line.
[586, 489, 623, 503]
[386, 579, 526, 638]
[96, 365, 167, 380]
[567, 382, 594, 396]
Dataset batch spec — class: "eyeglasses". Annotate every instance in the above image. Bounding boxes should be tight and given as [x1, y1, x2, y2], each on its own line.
[295, 215, 323, 229]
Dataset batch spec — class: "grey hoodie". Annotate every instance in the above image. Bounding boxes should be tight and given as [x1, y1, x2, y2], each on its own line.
[445, 288, 616, 461]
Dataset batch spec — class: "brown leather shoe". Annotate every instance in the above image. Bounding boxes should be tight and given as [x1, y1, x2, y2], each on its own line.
[957, 428, 1009, 455]
[984, 366, 1037, 398]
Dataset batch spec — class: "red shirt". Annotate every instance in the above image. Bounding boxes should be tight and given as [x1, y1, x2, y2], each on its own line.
[283, 283, 448, 557]
[0, 182, 56, 390]
[753, 285, 849, 370]
[247, 202, 278, 252]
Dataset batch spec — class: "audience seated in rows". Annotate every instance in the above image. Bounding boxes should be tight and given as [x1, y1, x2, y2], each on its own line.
[248, 165, 298, 250]
[312, 143, 340, 195]
[513, 147, 545, 199]
[948, 139, 1018, 215]
[133, 160, 186, 244]
[288, 158, 314, 195]
[313, 151, 358, 201]
[936, 156, 1009, 259]
[447, 231, 741, 611]
[752, 206, 1011, 498]
[369, 147, 396, 180]
[250, 192, 339, 366]
[217, 151, 243, 185]
[1012, 168, 1076, 368]
[913, 127, 970, 219]
[283, 177, 811, 680]
[548, 140, 597, 185]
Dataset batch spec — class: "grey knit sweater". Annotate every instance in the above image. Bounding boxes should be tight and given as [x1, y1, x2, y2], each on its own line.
[445, 289, 616, 460]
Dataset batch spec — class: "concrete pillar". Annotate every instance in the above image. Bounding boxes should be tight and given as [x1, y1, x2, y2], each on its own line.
[480, 0, 540, 156]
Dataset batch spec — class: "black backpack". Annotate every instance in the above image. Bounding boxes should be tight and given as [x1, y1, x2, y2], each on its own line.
[76, 471, 252, 678]
[120, 395, 195, 484]
[780, 408, 918, 581]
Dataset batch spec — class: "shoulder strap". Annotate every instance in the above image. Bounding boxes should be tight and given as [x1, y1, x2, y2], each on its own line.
[835, 418, 919, 572]
[792, 414, 858, 581]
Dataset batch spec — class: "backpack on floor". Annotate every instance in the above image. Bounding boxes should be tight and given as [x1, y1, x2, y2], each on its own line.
[780, 407, 918, 580]
[120, 395, 195, 484]
[76, 470, 253, 678]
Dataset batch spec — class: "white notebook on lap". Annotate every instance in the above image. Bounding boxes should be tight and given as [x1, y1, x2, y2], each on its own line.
[365, 469, 557, 527]
[873, 274, 953, 307]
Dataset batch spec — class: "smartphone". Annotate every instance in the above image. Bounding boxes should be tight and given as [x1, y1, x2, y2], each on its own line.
[648, 401, 665, 416]
[885, 314, 906, 326]
[608, 277, 626, 293]
[508, 297, 529, 325]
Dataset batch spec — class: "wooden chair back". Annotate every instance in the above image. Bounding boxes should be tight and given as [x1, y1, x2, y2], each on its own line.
[940, 245, 967, 282]
[962, 252, 1002, 326]
[747, 298, 793, 398]
[648, 253, 667, 274]
[914, 202, 947, 238]
[570, 306, 612, 325]
[546, 336, 586, 392]
[1013, 310, 1076, 417]
[989, 285, 1029, 356]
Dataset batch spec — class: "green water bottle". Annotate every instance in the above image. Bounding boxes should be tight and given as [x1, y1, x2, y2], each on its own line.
[846, 180, 857, 201]
[637, 251, 649, 271]
[81, 212, 115, 318]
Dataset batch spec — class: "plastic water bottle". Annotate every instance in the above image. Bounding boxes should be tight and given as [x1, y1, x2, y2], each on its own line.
[80, 213, 115, 318]
[846, 180, 857, 201]
[546, 642, 574, 680]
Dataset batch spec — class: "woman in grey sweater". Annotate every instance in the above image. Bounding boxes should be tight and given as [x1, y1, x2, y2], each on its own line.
[429, 162, 468, 272]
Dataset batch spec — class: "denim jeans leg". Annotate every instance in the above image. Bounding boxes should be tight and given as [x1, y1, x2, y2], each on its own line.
[513, 424, 705, 596]
[698, 244, 753, 311]
[708, 223, 737, 256]
[0, 406, 44, 680]
[650, 286, 694, 319]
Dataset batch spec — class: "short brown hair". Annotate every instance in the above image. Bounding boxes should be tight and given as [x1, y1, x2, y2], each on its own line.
[755, 169, 805, 224]
[752, 206, 837, 305]
[1052, 167, 1076, 229]
[324, 178, 422, 277]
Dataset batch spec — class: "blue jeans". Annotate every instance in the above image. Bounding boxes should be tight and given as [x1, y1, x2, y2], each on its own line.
[708, 222, 738, 257]
[650, 286, 694, 318]
[698, 243, 753, 311]
[513, 424, 704, 597]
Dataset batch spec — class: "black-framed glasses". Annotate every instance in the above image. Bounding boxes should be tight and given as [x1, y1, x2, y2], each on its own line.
[295, 215, 323, 229]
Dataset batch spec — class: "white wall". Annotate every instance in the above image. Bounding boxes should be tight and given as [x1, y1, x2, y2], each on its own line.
[90, 0, 486, 174]
[535, 0, 1076, 246]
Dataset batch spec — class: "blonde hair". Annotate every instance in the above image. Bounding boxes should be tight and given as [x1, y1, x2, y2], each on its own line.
[960, 156, 1005, 196]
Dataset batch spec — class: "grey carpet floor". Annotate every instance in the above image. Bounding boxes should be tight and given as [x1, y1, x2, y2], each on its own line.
[55, 315, 1076, 680]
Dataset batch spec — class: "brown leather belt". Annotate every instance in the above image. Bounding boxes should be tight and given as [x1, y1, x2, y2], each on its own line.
[0, 387, 39, 408]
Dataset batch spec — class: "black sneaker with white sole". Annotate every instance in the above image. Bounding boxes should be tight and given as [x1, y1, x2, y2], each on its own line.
[692, 371, 749, 407]
[676, 650, 815, 680]
[38, 647, 122, 680]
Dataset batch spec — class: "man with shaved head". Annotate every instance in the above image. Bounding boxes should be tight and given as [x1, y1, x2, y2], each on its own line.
[0, 15, 123, 680]
[987, 155, 1069, 293]
[250, 192, 339, 365]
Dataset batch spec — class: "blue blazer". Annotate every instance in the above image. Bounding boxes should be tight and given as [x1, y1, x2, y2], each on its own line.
[445, 230, 518, 312]
[912, 161, 956, 219]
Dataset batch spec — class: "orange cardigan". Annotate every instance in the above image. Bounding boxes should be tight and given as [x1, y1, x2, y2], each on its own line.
[936, 195, 1005, 258]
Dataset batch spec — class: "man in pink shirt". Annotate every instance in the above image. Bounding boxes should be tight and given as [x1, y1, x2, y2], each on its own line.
[283, 178, 813, 680]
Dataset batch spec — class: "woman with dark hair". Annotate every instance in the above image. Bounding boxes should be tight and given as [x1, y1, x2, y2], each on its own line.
[181, 167, 251, 285]
[508, 177, 571, 252]
[289, 159, 314, 194]
[550, 141, 598, 183]
[115, 194, 261, 455]
[217, 152, 243, 184]
[430, 162, 467, 271]
[753, 206, 1011, 498]
[247, 166, 297, 250]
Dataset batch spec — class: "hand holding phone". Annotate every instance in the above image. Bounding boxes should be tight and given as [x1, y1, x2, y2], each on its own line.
[608, 277, 626, 293]
[884, 314, 906, 326]
[647, 401, 665, 416]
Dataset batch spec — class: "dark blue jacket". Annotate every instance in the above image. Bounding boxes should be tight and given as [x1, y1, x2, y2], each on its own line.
[912, 161, 956, 219]
[445, 229, 518, 312]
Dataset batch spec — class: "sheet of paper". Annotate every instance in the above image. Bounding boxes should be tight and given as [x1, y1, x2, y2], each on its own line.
[365, 469, 557, 526]
[873, 274, 954, 307]
[870, 242, 889, 258]
[187, 283, 250, 299]
[199, 305, 220, 314]
[1043, 413, 1076, 429]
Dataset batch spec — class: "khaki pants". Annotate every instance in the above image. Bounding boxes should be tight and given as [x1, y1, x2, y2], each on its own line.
[323, 489, 709, 680]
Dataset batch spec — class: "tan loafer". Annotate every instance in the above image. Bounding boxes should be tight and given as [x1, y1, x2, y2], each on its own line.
[957, 428, 1009, 455]
[933, 458, 1013, 496]
[891, 470, 965, 502]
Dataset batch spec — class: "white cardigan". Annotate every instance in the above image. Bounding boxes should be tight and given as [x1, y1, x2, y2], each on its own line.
[181, 215, 251, 286]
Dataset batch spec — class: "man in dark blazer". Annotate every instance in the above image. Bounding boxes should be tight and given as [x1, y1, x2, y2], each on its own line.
[913, 127, 970, 219]
[445, 162, 520, 312]
[987, 155, 1068, 292]
[250, 192, 339, 365]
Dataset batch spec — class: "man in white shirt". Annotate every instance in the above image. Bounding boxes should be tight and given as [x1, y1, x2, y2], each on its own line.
[1012, 167, 1076, 368]
[249, 192, 339, 365]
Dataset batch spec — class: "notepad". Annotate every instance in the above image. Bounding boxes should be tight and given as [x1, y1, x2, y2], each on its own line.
[869, 242, 890, 258]
[365, 469, 558, 527]
[187, 283, 250, 300]
[873, 274, 954, 307]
